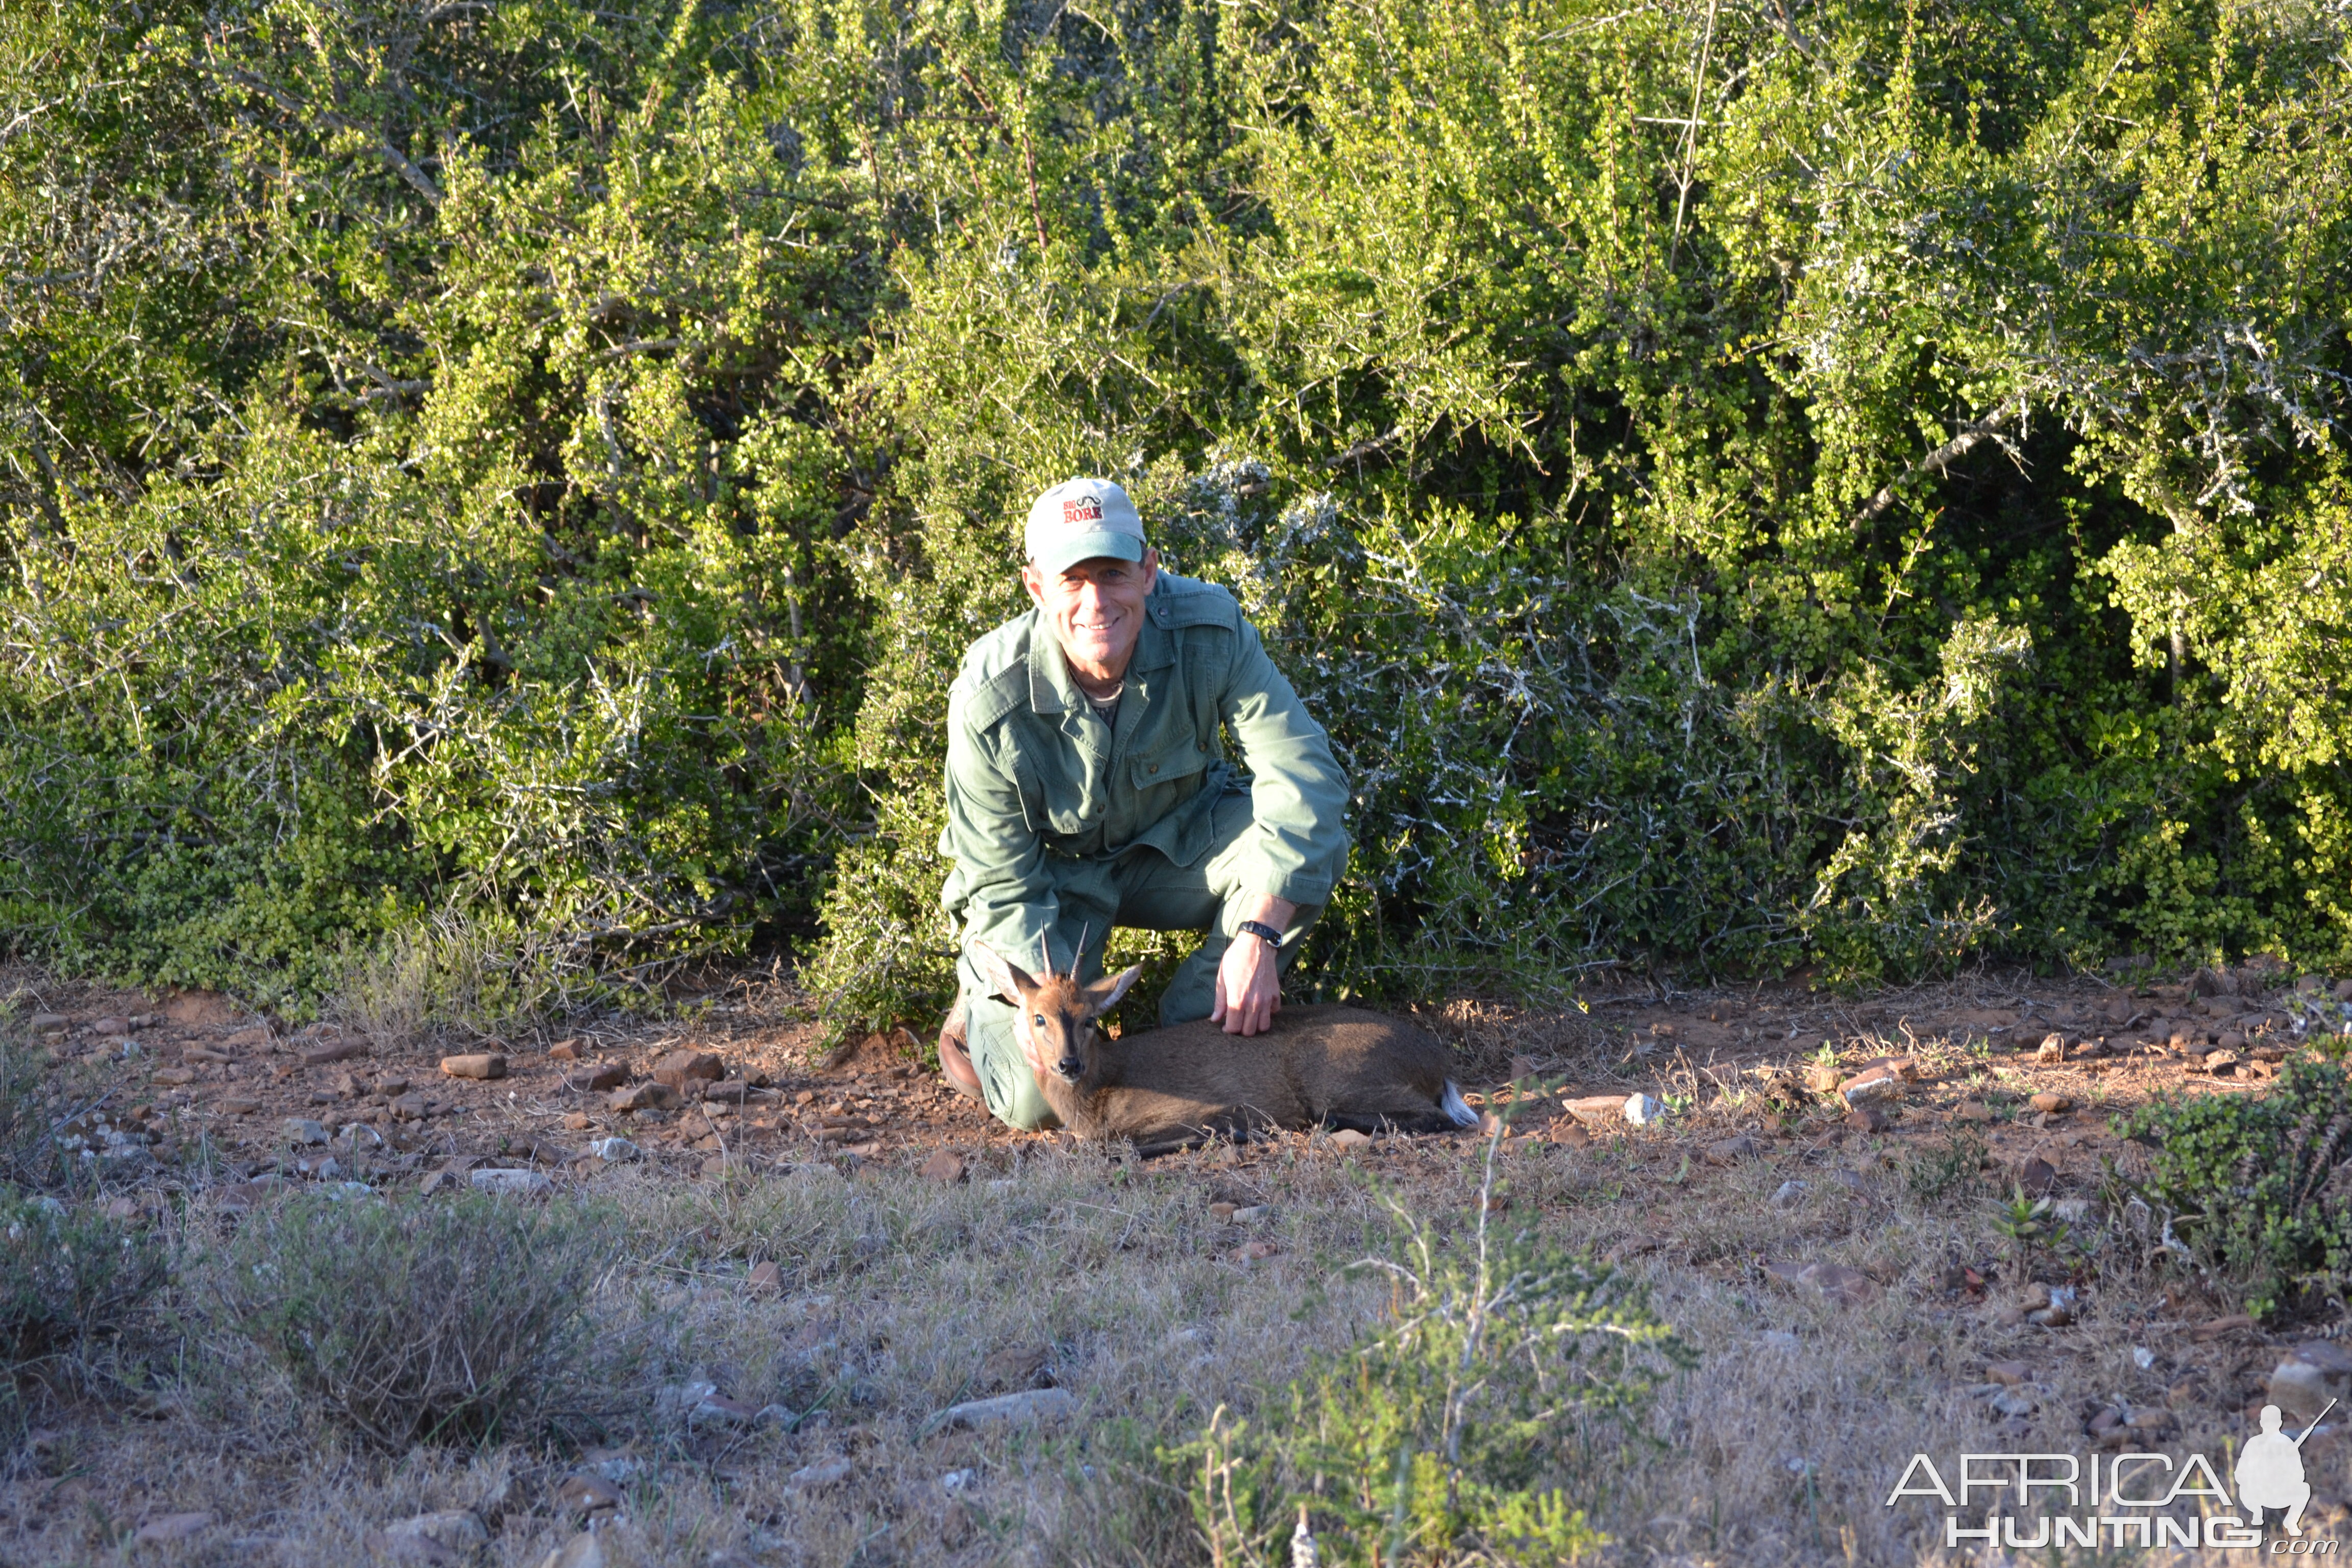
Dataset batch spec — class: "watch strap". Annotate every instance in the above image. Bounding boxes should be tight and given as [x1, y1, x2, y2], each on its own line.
[1237, 919, 1285, 949]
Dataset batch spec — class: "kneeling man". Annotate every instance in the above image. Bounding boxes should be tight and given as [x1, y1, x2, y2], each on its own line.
[936, 477, 1351, 1126]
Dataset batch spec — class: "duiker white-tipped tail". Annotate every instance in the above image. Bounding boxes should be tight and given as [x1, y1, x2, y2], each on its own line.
[1438, 1080, 1479, 1128]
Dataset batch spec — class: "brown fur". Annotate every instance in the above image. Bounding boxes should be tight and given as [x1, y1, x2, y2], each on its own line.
[976, 947, 1477, 1150]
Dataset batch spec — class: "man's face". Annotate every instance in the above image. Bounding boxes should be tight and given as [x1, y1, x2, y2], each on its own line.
[1022, 550, 1158, 679]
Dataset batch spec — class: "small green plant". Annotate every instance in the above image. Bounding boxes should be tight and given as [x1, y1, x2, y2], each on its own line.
[1904, 1129, 1987, 1203]
[2121, 1059, 2352, 1318]
[1167, 1139, 1688, 1565]
[1994, 1190, 2068, 1261]
[212, 1192, 625, 1450]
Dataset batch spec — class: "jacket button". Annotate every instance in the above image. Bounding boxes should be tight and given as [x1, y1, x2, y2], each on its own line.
[1149, 763, 1160, 774]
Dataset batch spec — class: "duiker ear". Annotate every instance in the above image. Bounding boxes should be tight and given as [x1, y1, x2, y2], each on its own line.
[973, 942, 1039, 1006]
[1084, 964, 1145, 1013]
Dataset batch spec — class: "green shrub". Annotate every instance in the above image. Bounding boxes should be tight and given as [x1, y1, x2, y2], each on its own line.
[2122, 1059, 2352, 1318]
[6, 0, 2352, 1012]
[212, 1192, 624, 1450]
[1169, 1164, 1688, 1565]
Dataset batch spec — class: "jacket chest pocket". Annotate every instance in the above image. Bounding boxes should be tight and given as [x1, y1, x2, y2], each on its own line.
[1012, 736, 1104, 841]
[1131, 739, 1211, 791]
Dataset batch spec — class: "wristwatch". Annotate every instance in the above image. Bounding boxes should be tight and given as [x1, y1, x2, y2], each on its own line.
[1236, 919, 1285, 950]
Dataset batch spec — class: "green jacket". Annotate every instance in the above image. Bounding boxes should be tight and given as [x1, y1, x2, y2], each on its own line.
[940, 572, 1351, 958]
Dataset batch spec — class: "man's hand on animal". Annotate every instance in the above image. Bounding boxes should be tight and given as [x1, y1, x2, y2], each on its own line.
[1211, 893, 1294, 1036]
[935, 476, 1358, 1130]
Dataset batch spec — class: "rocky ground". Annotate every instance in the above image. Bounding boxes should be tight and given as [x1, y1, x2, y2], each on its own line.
[8, 957, 2352, 1564]
[23, 958, 2342, 1208]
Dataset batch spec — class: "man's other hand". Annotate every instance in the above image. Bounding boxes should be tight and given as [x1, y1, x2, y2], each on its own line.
[1211, 895, 1295, 1035]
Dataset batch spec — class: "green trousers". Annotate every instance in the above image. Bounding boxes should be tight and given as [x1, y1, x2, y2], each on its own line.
[958, 785, 1330, 1131]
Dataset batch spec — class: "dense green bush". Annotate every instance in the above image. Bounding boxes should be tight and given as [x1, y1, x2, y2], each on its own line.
[2122, 1055, 2352, 1319]
[212, 1192, 623, 1449]
[1168, 1170, 1685, 1564]
[3, 0, 2348, 1018]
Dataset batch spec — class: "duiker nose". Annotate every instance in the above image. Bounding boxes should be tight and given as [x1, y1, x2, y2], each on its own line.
[1055, 1052, 1085, 1081]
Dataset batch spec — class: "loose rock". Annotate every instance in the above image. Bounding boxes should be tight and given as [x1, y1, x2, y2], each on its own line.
[791, 1458, 854, 1490]
[555, 1474, 621, 1516]
[383, 1509, 489, 1552]
[302, 1039, 364, 1066]
[1986, 1360, 2032, 1386]
[748, 1261, 783, 1293]
[588, 1137, 640, 1162]
[936, 1387, 1079, 1430]
[1705, 1135, 1761, 1166]
[2269, 1341, 2352, 1421]
[1769, 1179, 1808, 1209]
[982, 1344, 1052, 1390]
[2028, 1091, 2073, 1115]
[609, 1082, 681, 1114]
[1763, 1260, 1877, 1306]
[30, 1013, 67, 1034]
[919, 1149, 967, 1184]
[283, 1117, 328, 1146]
[439, 1053, 507, 1081]
[1839, 1070, 1902, 1107]
[688, 1390, 760, 1428]
[2192, 1314, 2255, 1341]
[2036, 1033, 2066, 1063]
[536, 1534, 608, 1568]
[652, 1049, 725, 1089]
[91, 1016, 131, 1036]
[132, 1512, 213, 1544]
[469, 1168, 551, 1196]
[566, 1063, 628, 1093]
[1846, 1105, 1891, 1134]
[1328, 1128, 1373, 1150]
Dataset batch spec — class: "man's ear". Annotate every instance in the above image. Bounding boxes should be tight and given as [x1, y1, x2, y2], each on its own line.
[1019, 560, 1046, 607]
[1085, 964, 1144, 1013]
[973, 942, 1038, 1007]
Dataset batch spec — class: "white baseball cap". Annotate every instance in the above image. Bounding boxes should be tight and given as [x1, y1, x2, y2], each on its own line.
[1024, 478, 1146, 575]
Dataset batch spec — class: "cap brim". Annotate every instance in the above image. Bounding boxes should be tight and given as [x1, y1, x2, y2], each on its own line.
[1030, 531, 1145, 575]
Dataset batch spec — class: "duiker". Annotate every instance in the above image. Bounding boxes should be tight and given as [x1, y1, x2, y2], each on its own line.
[975, 944, 1479, 1150]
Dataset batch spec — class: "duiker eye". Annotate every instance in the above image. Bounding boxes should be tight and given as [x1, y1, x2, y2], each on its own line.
[1034, 1014, 1046, 1028]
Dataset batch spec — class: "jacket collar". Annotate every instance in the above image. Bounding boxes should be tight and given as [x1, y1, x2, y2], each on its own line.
[1026, 612, 1079, 714]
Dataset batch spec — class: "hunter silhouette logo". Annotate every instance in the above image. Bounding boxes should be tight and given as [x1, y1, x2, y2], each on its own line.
[2240, 1401, 2334, 1535]
[1886, 1399, 2341, 1552]
[1061, 496, 1104, 524]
